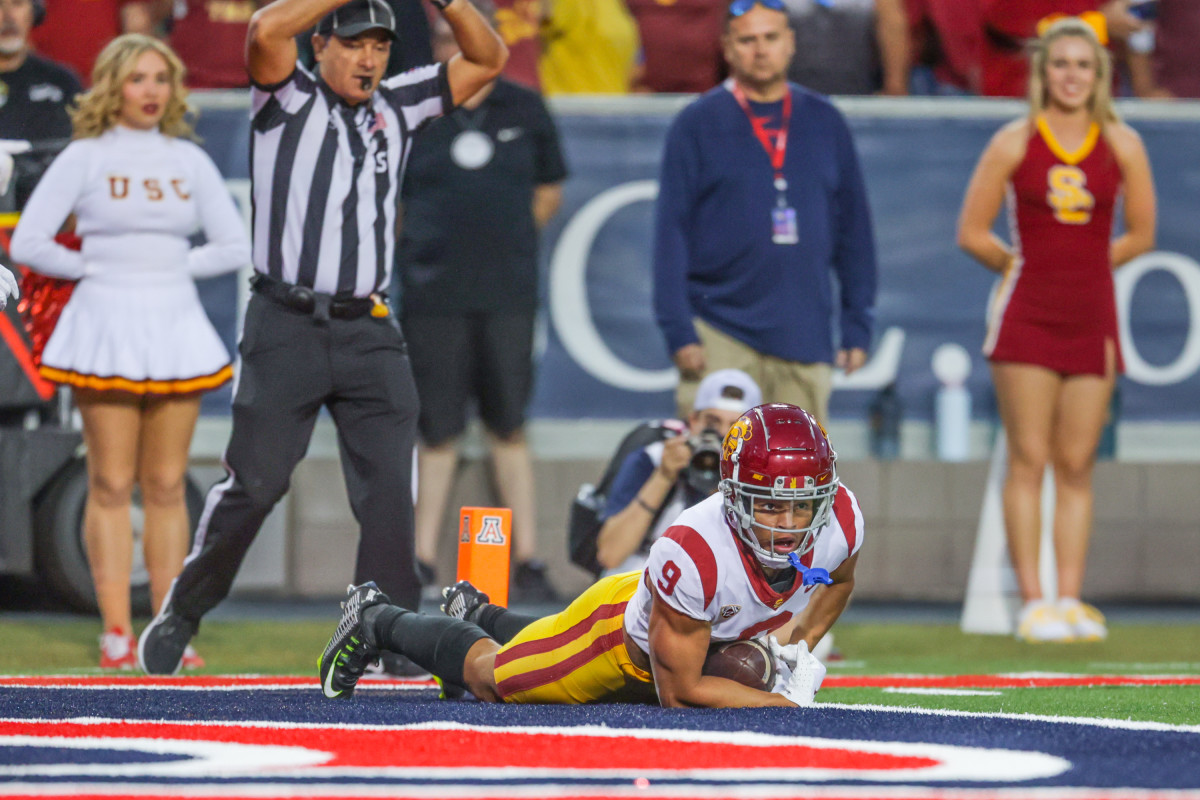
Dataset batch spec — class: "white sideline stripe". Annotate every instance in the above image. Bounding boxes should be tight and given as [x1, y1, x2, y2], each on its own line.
[1089, 662, 1200, 670]
[3, 783, 1200, 799]
[813, 702, 1200, 735]
[882, 688, 1004, 696]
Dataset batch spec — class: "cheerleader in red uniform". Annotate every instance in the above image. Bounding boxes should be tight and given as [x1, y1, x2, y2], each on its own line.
[957, 16, 1156, 643]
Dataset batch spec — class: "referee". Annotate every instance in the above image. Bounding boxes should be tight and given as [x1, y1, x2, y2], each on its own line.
[139, 0, 507, 675]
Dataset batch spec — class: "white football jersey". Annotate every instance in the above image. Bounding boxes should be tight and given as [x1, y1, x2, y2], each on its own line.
[624, 487, 864, 652]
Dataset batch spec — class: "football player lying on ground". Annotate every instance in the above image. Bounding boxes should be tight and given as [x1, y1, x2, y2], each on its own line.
[319, 403, 863, 707]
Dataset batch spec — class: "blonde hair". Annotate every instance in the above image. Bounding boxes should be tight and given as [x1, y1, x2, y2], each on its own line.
[1027, 17, 1118, 128]
[70, 34, 197, 140]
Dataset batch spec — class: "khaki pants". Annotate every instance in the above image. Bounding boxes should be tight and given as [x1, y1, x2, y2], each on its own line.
[675, 319, 833, 426]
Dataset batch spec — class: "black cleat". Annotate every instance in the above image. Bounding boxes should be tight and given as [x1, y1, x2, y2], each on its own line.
[440, 580, 490, 623]
[138, 602, 199, 676]
[318, 582, 390, 699]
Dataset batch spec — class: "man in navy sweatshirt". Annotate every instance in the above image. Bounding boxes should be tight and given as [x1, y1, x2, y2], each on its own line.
[652, 0, 877, 425]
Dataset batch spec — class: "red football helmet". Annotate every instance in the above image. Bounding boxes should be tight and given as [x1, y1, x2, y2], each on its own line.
[719, 403, 839, 568]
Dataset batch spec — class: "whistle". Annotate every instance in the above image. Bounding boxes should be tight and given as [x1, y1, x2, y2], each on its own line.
[359, 76, 372, 91]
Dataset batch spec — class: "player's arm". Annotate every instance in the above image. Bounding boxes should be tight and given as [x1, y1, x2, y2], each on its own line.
[246, 0, 348, 87]
[874, 0, 909, 96]
[441, 0, 508, 107]
[532, 183, 563, 229]
[595, 437, 690, 570]
[1108, 122, 1157, 268]
[9, 145, 87, 280]
[787, 551, 858, 652]
[957, 119, 1029, 273]
[648, 591, 794, 708]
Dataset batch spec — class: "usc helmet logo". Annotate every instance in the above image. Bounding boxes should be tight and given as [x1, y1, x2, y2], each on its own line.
[723, 416, 753, 461]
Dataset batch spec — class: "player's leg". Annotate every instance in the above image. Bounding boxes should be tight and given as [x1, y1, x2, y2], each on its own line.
[991, 361, 1059, 603]
[403, 314, 471, 583]
[441, 580, 539, 643]
[414, 441, 459, 577]
[770, 357, 833, 428]
[75, 389, 142, 665]
[992, 361, 1076, 641]
[174, 299, 324, 607]
[1049, 348, 1115, 640]
[1050, 374, 1111, 598]
[140, 298, 325, 674]
[318, 581, 502, 700]
[366, 603, 503, 700]
[137, 393, 205, 670]
[477, 311, 554, 601]
[136, 394, 201, 617]
[326, 314, 421, 610]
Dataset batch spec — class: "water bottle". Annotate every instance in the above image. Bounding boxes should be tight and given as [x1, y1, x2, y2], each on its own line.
[932, 344, 972, 461]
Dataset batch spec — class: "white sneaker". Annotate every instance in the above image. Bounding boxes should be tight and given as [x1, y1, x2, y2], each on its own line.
[1059, 598, 1107, 641]
[1016, 600, 1074, 643]
[99, 628, 137, 670]
[811, 633, 834, 662]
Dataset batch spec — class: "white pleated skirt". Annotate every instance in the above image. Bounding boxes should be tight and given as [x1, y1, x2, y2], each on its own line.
[40, 272, 232, 396]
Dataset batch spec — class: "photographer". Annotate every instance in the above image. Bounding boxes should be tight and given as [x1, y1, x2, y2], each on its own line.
[594, 369, 761, 576]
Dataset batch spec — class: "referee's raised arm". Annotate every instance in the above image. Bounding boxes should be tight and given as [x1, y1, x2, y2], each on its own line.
[439, 0, 507, 106]
[245, 0, 341, 87]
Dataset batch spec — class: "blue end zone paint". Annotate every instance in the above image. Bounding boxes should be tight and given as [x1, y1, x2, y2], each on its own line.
[0, 745, 184, 766]
[2, 686, 1198, 790]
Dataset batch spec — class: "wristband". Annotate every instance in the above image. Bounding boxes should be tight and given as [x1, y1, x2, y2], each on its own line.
[634, 496, 656, 514]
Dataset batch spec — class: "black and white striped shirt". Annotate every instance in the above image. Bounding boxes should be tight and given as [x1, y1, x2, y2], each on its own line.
[249, 62, 451, 297]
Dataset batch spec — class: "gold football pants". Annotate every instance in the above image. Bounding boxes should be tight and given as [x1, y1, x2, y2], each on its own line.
[493, 571, 655, 704]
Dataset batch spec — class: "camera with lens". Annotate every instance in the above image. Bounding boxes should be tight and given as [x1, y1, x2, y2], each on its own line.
[684, 428, 724, 495]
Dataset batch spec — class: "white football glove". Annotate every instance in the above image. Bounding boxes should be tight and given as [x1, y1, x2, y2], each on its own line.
[0, 265, 18, 312]
[768, 634, 827, 707]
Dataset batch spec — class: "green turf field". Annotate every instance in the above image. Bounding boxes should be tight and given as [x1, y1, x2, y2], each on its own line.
[4, 618, 1198, 725]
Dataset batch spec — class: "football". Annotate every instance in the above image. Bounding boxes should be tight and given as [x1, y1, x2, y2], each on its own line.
[702, 639, 777, 691]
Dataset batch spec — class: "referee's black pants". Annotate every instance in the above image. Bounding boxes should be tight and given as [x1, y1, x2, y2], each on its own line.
[170, 293, 421, 620]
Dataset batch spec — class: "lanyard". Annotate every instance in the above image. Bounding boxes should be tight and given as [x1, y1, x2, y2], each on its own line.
[730, 80, 792, 194]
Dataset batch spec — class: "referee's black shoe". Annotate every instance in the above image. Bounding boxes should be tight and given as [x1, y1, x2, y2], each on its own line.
[138, 602, 199, 675]
[513, 559, 560, 604]
[319, 582, 390, 699]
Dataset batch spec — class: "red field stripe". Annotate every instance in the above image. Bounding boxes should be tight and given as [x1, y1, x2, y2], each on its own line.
[823, 674, 1200, 689]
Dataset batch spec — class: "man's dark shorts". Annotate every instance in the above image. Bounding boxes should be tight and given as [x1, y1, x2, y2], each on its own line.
[402, 311, 535, 445]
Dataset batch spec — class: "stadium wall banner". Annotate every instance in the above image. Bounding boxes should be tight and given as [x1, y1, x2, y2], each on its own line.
[191, 95, 1200, 423]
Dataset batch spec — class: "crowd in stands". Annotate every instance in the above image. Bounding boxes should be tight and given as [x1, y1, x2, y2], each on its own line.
[11, 0, 1193, 97]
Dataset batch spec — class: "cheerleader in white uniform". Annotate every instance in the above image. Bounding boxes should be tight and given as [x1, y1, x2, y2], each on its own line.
[11, 34, 250, 670]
